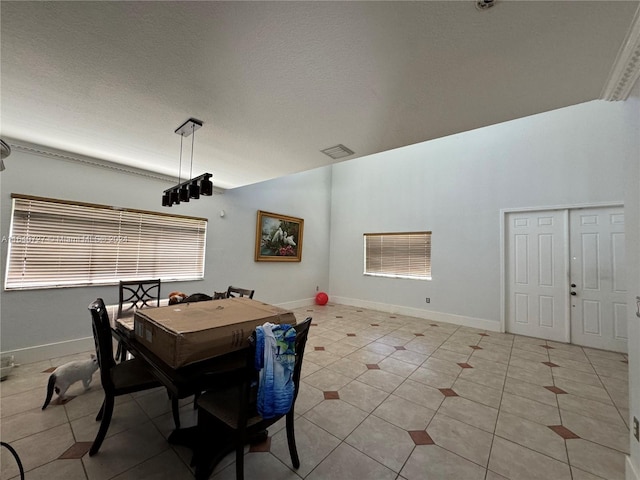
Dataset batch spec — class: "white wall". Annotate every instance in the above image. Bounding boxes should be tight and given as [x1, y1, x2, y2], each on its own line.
[623, 79, 640, 480]
[0, 147, 331, 361]
[327, 95, 640, 476]
[328, 100, 631, 328]
[211, 167, 332, 306]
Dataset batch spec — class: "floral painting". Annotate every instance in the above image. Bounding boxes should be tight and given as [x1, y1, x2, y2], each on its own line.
[255, 210, 304, 262]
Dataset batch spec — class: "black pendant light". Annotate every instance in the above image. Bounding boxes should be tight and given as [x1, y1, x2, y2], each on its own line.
[163, 118, 213, 207]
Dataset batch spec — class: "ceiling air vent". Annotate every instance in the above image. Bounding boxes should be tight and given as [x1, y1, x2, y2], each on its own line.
[476, 0, 496, 11]
[321, 144, 354, 160]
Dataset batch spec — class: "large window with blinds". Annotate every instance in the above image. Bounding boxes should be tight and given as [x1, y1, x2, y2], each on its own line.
[4, 194, 207, 290]
[364, 232, 432, 280]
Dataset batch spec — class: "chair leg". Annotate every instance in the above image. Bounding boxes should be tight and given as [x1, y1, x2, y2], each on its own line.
[90, 395, 114, 456]
[172, 396, 181, 429]
[285, 411, 300, 468]
[235, 442, 244, 480]
[96, 399, 105, 421]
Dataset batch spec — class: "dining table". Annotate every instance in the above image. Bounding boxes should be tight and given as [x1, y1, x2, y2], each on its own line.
[113, 298, 296, 476]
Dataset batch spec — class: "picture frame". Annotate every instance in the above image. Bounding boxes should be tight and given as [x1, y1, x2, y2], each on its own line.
[255, 210, 304, 262]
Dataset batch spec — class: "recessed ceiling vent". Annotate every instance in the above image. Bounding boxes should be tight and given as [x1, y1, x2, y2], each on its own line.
[476, 0, 496, 11]
[321, 144, 355, 160]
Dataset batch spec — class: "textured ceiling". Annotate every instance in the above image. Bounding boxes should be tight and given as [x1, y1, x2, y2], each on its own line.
[1, 1, 639, 189]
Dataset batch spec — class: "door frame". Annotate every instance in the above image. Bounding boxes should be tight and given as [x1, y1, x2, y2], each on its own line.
[499, 201, 624, 338]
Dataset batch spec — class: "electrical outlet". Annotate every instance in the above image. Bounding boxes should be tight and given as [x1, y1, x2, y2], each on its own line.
[634, 417, 639, 441]
[425, 297, 430, 303]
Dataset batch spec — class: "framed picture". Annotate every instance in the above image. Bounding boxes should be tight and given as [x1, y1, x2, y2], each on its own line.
[255, 210, 304, 262]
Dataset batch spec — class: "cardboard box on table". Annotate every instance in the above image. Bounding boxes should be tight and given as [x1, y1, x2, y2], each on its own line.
[133, 297, 296, 368]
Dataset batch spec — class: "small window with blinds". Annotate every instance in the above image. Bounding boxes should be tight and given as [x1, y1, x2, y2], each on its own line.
[364, 232, 432, 280]
[4, 194, 207, 290]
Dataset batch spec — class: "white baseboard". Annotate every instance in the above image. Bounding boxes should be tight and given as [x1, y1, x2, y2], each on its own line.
[628, 455, 640, 480]
[275, 297, 316, 310]
[2, 336, 95, 366]
[330, 296, 502, 332]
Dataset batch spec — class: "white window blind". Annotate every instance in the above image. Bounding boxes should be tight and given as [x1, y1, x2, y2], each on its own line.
[364, 232, 432, 280]
[4, 195, 207, 290]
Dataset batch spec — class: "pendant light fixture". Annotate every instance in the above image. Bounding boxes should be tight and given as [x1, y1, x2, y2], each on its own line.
[162, 118, 213, 207]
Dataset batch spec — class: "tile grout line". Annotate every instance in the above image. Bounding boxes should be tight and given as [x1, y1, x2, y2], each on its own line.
[307, 314, 439, 478]
[481, 330, 515, 479]
[550, 341, 574, 479]
[394, 321, 474, 478]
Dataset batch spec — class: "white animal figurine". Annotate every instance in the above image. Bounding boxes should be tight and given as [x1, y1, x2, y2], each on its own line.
[42, 354, 99, 409]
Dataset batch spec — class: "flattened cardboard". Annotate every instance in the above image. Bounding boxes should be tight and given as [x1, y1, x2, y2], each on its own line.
[133, 297, 296, 368]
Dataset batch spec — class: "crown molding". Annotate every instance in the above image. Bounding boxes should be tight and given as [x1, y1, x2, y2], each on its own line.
[4, 138, 225, 193]
[6, 138, 175, 182]
[601, 5, 640, 101]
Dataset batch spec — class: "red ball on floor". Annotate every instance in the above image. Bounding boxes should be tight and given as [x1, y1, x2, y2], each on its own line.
[315, 292, 329, 305]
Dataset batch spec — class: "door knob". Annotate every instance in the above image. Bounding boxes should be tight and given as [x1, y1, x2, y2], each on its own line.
[570, 283, 576, 288]
[570, 291, 577, 296]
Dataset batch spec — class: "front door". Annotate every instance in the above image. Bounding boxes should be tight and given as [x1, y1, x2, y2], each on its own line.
[569, 207, 627, 352]
[505, 206, 628, 353]
[505, 210, 569, 342]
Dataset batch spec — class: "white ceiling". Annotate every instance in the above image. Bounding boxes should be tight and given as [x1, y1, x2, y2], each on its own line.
[2, 1, 639, 189]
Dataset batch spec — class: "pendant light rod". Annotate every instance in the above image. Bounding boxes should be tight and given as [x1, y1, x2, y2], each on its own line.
[189, 122, 195, 180]
[163, 118, 211, 207]
[178, 133, 183, 184]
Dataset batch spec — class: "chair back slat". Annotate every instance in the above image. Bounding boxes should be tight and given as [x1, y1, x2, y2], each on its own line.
[117, 279, 161, 318]
[226, 286, 255, 299]
[89, 298, 116, 390]
[290, 317, 312, 403]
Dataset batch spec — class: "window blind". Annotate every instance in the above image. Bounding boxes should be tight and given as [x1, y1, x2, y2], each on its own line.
[364, 232, 431, 280]
[4, 195, 207, 290]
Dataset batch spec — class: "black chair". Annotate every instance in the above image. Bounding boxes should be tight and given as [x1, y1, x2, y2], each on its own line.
[88, 298, 180, 456]
[195, 317, 311, 480]
[117, 279, 161, 318]
[115, 279, 161, 361]
[226, 286, 255, 299]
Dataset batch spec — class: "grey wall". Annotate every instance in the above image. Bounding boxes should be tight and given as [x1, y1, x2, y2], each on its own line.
[328, 100, 632, 327]
[0, 148, 331, 355]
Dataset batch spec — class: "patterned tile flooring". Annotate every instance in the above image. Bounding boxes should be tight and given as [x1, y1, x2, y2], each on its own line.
[0, 304, 630, 479]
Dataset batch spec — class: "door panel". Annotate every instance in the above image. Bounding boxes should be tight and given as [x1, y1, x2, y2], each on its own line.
[569, 207, 627, 352]
[506, 211, 568, 341]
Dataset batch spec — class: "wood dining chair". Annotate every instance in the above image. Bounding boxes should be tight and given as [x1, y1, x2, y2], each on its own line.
[115, 279, 161, 361]
[117, 279, 162, 318]
[88, 298, 180, 456]
[194, 317, 311, 480]
[226, 286, 255, 299]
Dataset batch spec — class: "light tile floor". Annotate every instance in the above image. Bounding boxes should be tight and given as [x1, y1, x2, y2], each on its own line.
[0, 304, 630, 479]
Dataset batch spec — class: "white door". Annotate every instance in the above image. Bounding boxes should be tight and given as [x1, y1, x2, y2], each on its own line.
[506, 210, 569, 342]
[569, 207, 627, 352]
